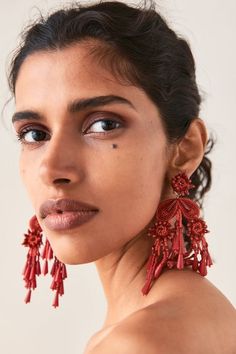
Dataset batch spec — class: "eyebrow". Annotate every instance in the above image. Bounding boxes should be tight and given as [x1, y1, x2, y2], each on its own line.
[12, 95, 136, 124]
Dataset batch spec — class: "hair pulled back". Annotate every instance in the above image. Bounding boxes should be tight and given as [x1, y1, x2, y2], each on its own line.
[8, 0, 214, 209]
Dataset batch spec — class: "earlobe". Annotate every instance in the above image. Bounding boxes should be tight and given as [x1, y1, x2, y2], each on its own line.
[169, 118, 208, 177]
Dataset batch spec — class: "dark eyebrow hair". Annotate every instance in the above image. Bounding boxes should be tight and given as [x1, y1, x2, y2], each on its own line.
[12, 95, 136, 124]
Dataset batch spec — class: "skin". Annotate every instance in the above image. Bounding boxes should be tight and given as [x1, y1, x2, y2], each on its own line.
[13, 42, 236, 353]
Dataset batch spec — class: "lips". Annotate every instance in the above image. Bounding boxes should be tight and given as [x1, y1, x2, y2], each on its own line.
[40, 198, 99, 219]
[39, 198, 99, 231]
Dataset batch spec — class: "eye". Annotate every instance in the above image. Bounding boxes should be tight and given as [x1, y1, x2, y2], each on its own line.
[84, 118, 123, 135]
[16, 127, 49, 144]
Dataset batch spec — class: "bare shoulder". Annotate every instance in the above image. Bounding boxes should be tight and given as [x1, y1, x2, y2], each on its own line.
[87, 275, 236, 354]
[86, 320, 159, 354]
[89, 301, 236, 354]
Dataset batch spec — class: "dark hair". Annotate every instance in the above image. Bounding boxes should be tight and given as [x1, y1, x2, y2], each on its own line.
[8, 0, 215, 209]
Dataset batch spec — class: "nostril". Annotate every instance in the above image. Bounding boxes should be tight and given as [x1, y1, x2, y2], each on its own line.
[53, 178, 71, 184]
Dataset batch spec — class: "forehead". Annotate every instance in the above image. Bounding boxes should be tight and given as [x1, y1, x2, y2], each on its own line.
[14, 43, 161, 124]
[15, 43, 118, 96]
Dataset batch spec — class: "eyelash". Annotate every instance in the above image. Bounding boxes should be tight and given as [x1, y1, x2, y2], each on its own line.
[15, 118, 123, 145]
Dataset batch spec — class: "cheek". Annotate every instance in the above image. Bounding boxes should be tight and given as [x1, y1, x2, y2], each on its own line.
[19, 152, 37, 206]
[19, 153, 27, 185]
[89, 145, 166, 247]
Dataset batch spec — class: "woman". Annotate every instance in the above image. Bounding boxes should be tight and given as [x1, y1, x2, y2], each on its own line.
[8, 0, 236, 353]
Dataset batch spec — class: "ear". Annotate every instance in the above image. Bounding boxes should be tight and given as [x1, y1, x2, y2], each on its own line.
[168, 118, 208, 179]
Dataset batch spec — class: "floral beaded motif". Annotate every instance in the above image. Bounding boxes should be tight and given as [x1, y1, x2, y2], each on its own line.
[171, 172, 195, 196]
[148, 221, 173, 239]
[187, 218, 209, 239]
[22, 229, 42, 248]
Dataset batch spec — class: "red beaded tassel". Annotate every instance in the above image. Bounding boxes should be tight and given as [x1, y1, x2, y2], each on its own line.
[50, 258, 67, 308]
[22, 215, 67, 307]
[142, 172, 213, 295]
[41, 238, 67, 308]
[22, 215, 43, 304]
[41, 238, 53, 276]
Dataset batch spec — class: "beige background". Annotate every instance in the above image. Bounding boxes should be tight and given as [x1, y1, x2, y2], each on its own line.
[0, 0, 235, 353]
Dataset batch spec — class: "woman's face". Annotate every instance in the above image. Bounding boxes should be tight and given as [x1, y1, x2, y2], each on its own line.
[13, 43, 170, 264]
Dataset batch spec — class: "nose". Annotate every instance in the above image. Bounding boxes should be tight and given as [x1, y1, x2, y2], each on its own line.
[39, 130, 84, 187]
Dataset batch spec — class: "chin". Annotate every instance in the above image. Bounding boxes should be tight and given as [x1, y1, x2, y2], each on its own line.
[52, 250, 91, 265]
[50, 243, 101, 265]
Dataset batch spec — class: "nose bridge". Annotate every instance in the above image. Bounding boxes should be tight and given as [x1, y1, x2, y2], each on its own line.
[39, 126, 81, 186]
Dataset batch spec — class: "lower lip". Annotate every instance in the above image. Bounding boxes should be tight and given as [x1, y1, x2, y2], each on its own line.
[43, 211, 98, 231]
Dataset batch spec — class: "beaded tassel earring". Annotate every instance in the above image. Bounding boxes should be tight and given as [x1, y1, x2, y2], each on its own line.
[142, 172, 213, 295]
[22, 215, 67, 307]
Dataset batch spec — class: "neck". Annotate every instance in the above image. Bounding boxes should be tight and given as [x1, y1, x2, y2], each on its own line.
[94, 224, 159, 328]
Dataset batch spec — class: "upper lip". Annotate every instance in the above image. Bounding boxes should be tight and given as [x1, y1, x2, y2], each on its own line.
[40, 198, 99, 218]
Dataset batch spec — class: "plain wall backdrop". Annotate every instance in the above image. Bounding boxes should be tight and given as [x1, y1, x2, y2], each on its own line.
[0, 1, 235, 353]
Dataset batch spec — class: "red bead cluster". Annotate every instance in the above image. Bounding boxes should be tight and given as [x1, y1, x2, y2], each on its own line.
[22, 229, 42, 249]
[171, 172, 195, 196]
[142, 172, 213, 295]
[22, 215, 67, 308]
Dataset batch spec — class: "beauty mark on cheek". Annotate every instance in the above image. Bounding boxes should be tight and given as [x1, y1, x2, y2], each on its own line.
[112, 144, 118, 149]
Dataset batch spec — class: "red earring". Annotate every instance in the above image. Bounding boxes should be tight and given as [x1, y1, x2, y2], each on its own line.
[22, 215, 67, 307]
[142, 172, 213, 295]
